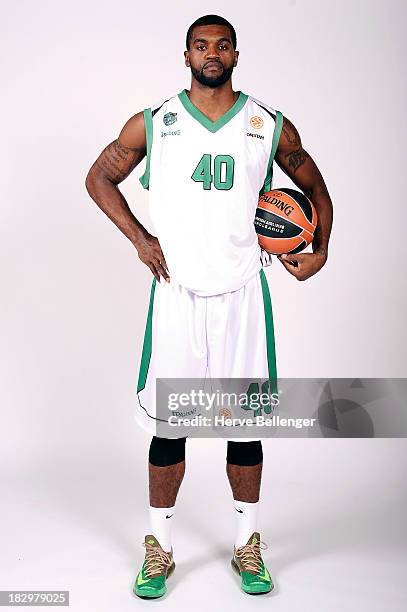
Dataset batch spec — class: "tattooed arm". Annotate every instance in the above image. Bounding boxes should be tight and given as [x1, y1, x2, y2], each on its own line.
[274, 116, 333, 280]
[85, 111, 169, 282]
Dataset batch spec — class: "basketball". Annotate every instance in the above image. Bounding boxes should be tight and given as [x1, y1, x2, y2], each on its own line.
[254, 188, 317, 255]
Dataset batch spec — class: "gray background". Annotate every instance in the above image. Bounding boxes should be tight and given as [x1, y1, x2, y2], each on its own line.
[1, 0, 406, 610]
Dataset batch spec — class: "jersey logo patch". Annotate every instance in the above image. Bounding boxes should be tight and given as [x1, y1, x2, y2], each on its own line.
[163, 112, 177, 126]
[161, 129, 181, 137]
[250, 115, 264, 129]
[246, 132, 264, 140]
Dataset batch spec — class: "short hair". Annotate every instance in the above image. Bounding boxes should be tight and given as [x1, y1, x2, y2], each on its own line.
[186, 14, 237, 50]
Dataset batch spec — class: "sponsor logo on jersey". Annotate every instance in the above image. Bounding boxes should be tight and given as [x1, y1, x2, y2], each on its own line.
[246, 131, 264, 140]
[250, 115, 264, 129]
[161, 129, 181, 137]
[163, 112, 177, 126]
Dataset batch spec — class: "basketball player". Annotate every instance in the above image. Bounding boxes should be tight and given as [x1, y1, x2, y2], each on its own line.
[85, 14, 333, 598]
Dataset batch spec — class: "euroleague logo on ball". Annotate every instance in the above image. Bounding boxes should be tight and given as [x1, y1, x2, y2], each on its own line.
[250, 115, 264, 129]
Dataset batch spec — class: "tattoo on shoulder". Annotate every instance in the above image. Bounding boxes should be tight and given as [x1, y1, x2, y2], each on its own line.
[286, 147, 309, 172]
[282, 117, 301, 147]
[95, 140, 144, 182]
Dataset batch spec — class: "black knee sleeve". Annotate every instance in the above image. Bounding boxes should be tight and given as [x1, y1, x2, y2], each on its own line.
[226, 440, 263, 466]
[149, 436, 186, 467]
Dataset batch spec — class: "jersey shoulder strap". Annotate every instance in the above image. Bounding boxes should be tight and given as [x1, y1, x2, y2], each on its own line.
[139, 94, 177, 189]
[248, 95, 284, 193]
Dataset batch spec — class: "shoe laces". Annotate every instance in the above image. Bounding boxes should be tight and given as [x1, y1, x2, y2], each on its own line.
[142, 542, 172, 578]
[235, 540, 268, 574]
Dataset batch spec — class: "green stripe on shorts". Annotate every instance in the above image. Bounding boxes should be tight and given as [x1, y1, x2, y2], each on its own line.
[137, 277, 157, 393]
[259, 268, 278, 395]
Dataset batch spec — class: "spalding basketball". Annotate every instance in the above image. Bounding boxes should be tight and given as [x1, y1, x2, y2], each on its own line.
[255, 188, 317, 255]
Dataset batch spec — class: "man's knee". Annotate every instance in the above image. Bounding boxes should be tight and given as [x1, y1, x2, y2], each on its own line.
[226, 440, 263, 466]
[149, 436, 186, 467]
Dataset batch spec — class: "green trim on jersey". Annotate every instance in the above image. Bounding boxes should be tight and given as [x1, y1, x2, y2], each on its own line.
[260, 110, 284, 195]
[139, 108, 153, 190]
[259, 269, 278, 395]
[178, 89, 249, 133]
[137, 277, 157, 393]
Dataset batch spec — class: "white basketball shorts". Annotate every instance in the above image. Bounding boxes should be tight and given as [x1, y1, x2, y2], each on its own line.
[135, 268, 277, 437]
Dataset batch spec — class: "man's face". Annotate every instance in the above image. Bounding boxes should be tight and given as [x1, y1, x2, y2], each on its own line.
[184, 24, 239, 88]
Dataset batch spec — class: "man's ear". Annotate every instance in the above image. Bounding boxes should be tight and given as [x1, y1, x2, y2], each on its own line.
[234, 50, 239, 67]
[184, 50, 190, 67]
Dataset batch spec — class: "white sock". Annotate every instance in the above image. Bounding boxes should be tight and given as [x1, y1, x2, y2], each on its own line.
[233, 500, 260, 548]
[149, 505, 175, 552]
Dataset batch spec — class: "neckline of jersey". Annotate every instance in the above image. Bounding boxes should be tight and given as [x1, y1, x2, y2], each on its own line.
[177, 89, 249, 133]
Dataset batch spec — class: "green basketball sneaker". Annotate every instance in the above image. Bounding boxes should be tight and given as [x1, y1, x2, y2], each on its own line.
[133, 535, 175, 599]
[231, 532, 274, 595]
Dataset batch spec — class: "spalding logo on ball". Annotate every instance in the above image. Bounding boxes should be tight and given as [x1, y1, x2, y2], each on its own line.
[255, 188, 317, 255]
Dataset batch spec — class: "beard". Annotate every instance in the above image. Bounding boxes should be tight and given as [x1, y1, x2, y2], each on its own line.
[190, 61, 234, 88]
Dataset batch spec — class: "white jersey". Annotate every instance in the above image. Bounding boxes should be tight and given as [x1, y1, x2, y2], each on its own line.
[139, 89, 283, 296]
